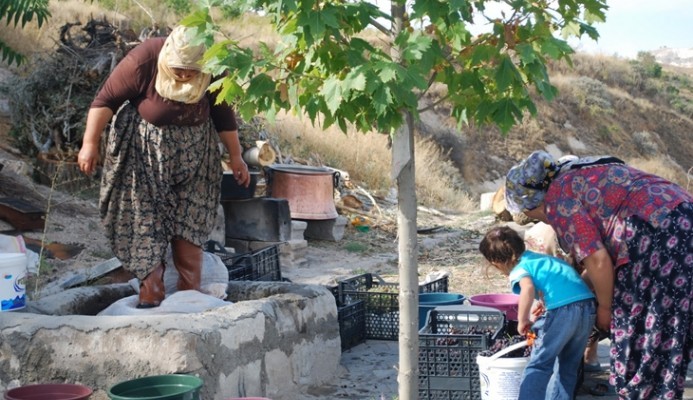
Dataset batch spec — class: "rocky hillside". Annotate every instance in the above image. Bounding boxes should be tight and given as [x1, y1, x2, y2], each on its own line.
[416, 53, 693, 195]
[651, 47, 693, 69]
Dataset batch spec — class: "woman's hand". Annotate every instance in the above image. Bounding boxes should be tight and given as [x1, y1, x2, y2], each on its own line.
[218, 129, 250, 186]
[78, 143, 100, 176]
[227, 157, 250, 187]
[79, 107, 112, 176]
[596, 304, 612, 331]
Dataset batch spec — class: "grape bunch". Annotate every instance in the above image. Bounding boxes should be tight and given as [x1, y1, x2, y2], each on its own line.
[434, 325, 497, 346]
[479, 335, 532, 358]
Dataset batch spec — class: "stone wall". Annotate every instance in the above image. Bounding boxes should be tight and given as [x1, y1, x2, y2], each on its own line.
[0, 281, 341, 400]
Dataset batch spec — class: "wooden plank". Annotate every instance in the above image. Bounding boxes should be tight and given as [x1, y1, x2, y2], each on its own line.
[0, 197, 45, 231]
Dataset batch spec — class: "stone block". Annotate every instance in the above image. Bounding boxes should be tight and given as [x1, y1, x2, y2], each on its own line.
[301, 216, 348, 242]
[479, 192, 495, 211]
[291, 220, 307, 240]
[222, 197, 291, 242]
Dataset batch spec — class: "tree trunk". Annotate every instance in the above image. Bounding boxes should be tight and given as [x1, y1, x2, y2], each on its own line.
[393, 112, 418, 400]
[388, 2, 418, 399]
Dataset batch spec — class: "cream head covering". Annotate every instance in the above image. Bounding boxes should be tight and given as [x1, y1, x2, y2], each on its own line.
[155, 25, 211, 104]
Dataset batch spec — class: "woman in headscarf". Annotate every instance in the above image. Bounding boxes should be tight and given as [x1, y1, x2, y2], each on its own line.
[505, 150, 692, 399]
[77, 25, 250, 308]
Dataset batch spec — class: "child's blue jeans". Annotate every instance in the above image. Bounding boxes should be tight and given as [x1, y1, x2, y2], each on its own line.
[519, 299, 596, 400]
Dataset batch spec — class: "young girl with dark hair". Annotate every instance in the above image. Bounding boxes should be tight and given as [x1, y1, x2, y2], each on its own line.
[480, 226, 595, 400]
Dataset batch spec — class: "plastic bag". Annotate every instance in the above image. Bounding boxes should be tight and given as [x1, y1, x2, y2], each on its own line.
[0, 234, 39, 274]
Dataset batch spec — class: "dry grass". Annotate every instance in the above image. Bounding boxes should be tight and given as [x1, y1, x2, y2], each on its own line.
[219, 13, 279, 49]
[267, 112, 477, 213]
[414, 138, 477, 212]
[267, 112, 393, 194]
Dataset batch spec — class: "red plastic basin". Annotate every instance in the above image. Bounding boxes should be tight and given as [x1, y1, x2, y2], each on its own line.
[4, 383, 92, 400]
[469, 293, 520, 321]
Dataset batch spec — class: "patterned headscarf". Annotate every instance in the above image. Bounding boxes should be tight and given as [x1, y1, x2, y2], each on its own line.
[155, 26, 211, 104]
[505, 151, 560, 213]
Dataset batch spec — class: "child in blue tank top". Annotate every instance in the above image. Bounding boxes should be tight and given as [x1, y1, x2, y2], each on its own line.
[479, 226, 596, 400]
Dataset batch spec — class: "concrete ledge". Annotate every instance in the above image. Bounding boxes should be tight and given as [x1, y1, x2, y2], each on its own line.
[0, 281, 341, 400]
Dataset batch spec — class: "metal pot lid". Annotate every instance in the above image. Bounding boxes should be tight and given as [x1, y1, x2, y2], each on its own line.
[267, 164, 333, 175]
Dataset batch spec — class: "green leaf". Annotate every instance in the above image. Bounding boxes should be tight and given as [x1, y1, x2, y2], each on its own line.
[342, 71, 367, 96]
[377, 63, 398, 84]
[492, 98, 521, 133]
[372, 86, 393, 116]
[246, 73, 277, 100]
[561, 21, 581, 38]
[495, 56, 523, 92]
[320, 76, 343, 114]
[214, 77, 245, 105]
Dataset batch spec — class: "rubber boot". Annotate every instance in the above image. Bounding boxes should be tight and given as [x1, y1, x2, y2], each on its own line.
[137, 262, 166, 308]
[172, 238, 202, 291]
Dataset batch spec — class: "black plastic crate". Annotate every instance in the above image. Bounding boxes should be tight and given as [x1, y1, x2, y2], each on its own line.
[338, 300, 366, 351]
[215, 244, 282, 282]
[418, 305, 505, 400]
[327, 285, 367, 351]
[337, 273, 449, 341]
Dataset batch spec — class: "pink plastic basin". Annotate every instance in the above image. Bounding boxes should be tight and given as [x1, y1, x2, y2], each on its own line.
[4, 383, 92, 400]
[469, 293, 520, 320]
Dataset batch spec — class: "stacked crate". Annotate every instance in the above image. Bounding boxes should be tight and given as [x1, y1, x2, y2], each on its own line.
[337, 273, 449, 341]
[215, 244, 283, 282]
[418, 305, 505, 400]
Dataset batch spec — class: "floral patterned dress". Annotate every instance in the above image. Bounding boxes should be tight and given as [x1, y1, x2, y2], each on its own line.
[99, 103, 222, 279]
[544, 163, 692, 400]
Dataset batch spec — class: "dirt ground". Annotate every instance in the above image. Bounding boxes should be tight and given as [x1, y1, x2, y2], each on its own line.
[0, 117, 502, 300]
[3, 146, 692, 400]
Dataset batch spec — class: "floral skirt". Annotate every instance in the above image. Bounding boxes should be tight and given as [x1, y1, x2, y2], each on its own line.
[610, 202, 692, 399]
[99, 103, 222, 279]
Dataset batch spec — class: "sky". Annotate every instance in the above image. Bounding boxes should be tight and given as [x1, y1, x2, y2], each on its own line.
[569, 0, 693, 59]
[372, 0, 692, 60]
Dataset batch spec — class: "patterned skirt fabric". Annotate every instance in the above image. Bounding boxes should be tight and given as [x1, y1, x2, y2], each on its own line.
[99, 103, 222, 279]
[610, 202, 692, 399]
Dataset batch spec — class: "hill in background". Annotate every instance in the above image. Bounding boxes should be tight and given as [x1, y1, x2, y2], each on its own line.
[1, 6, 691, 213]
[415, 51, 693, 198]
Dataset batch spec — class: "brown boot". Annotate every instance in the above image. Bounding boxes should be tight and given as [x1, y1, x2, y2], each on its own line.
[172, 238, 202, 291]
[137, 263, 166, 308]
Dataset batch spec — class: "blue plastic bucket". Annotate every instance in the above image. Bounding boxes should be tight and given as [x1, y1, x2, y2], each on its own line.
[418, 293, 465, 329]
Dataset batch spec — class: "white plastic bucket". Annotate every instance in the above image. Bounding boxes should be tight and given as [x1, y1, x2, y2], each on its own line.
[476, 340, 530, 400]
[0, 253, 27, 311]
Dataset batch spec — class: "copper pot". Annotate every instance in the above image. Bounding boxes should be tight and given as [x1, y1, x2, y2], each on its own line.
[266, 164, 339, 220]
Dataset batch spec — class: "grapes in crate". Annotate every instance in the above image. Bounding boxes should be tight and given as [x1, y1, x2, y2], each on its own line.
[434, 326, 496, 346]
[479, 335, 532, 358]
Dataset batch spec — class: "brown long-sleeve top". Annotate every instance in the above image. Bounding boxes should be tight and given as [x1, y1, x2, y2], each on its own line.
[91, 38, 238, 131]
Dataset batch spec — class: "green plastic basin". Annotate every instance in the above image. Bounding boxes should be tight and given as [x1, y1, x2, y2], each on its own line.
[107, 374, 203, 400]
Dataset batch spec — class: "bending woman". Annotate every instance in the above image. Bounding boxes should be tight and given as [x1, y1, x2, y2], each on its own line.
[78, 26, 250, 308]
[505, 150, 692, 399]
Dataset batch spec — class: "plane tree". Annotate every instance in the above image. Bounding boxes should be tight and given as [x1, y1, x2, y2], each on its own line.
[185, 0, 608, 397]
